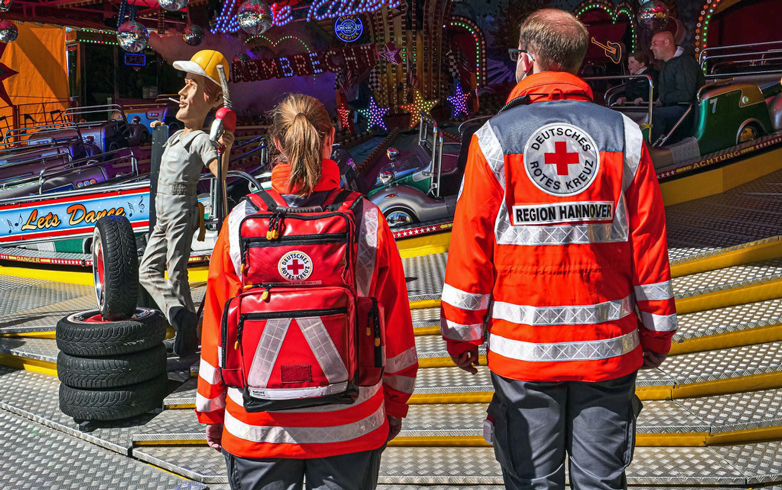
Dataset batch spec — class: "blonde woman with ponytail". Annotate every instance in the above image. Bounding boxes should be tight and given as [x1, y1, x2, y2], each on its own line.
[197, 94, 418, 490]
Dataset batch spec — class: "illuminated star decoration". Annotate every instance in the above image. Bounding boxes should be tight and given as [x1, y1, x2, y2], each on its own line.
[447, 81, 470, 118]
[378, 42, 403, 65]
[0, 44, 17, 107]
[400, 90, 438, 129]
[357, 97, 389, 131]
[337, 104, 352, 131]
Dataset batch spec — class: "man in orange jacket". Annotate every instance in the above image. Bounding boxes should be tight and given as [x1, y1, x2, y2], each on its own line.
[441, 9, 677, 490]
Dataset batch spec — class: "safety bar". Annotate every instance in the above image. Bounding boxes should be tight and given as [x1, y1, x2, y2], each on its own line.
[700, 40, 782, 72]
[707, 68, 782, 80]
[204, 170, 262, 227]
[417, 112, 444, 198]
[64, 104, 127, 123]
[654, 104, 693, 148]
[0, 147, 138, 193]
[0, 148, 72, 172]
[583, 74, 654, 143]
[3, 122, 82, 144]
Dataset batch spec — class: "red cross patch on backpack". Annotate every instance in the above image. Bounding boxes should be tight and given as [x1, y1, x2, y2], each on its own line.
[219, 188, 385, 412]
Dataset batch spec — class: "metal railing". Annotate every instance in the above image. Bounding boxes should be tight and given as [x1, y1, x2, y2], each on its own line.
[63, 104, 127, 124]
[418, 112, 445, 198]
[700, 40, 782, 78]
[583, 74, 655, 143]
[0, 147, 138, 195]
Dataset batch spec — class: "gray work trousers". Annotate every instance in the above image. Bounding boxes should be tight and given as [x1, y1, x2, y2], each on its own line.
[222, 446, 385, 490]
[139, 194, 198, 324]
[489, 372, 641, 490]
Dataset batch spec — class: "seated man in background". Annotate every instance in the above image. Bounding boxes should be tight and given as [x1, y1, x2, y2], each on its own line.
[650, 31, 705, 143]
[617, 51, 658, 105]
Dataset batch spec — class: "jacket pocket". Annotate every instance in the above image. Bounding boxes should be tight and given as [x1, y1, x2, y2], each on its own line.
[623, 394, 643, 467]
[487, 395, 516, 475]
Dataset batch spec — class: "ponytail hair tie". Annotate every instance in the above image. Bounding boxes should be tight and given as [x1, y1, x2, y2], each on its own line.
[296, 112, 307, 118]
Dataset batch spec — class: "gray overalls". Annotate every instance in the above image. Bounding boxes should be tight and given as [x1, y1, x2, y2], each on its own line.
[139, 129, 217, 324]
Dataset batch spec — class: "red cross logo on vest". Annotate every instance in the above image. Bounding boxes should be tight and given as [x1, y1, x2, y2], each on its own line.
[523, 122, 601, 197]
[278, 251, 313, 281]
[545, 141, 580, 176]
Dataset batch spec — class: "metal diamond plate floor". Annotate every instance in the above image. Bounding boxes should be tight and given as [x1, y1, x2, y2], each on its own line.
[672, 258, 782, 299]
[0, 409, 207, 489]
[403, 252, 446, 302]
[666, 168, 782, 262]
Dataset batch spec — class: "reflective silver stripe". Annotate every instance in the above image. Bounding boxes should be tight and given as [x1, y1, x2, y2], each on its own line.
[356, 204, 379, 297]
[495, 192, 628, 246]
[386, 346, 418, 373]
[227, 382, 382, 413]
[488, 330, 640, 362]
[249, 381, 349, 400]
[196, 392, 226, 413]
[640, 312, 679, 332]
[635, 281, 674, 301]
[217, 346, 224, 369]
[223, 401, 386, 444]
[621, 113, 644, 191]
[475, 121, 505, 189]
[199, 358, 221, 385]
[441, 283, 491, 311]
[492, 295, 633, 326]
[247, 318, 291, 389]
[383, 374, 416, 394]
[228, 200, 253, 278]
[297, 317, 349, 383]
[441, 318, 484, 342]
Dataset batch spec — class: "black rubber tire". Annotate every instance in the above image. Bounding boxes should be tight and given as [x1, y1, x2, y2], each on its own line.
[56, 308, 167, 357]
[59, 373, 168, 421]
[94, 215, 139, 320]
[57, 343, 166, 389]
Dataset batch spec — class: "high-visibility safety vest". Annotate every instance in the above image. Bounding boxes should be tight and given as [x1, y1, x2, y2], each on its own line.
[197, 159, 418, 459]
[441, 72, 678, 383]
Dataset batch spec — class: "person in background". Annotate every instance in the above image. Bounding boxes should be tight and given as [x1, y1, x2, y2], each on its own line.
[649, 31, 705, 143]
[616, 51, 658, 105]
[196, 94, 418, 490]
[441, 9, 677, 490]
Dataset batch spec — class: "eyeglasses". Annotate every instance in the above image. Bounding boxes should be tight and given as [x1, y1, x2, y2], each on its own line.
[508, 49, 534, 62]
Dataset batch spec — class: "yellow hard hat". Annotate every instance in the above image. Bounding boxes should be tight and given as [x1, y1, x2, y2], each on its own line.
[173, 50, 229, 86]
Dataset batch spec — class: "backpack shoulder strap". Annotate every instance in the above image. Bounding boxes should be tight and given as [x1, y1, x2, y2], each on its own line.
[249, 189, 286, 211]
[325, 189, 362, 212]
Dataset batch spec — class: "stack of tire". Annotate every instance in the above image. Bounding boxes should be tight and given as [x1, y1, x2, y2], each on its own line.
[57, 215, 169, 422]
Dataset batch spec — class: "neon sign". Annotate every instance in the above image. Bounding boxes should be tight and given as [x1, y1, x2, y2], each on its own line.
[335, 15, 363, 43]
[211, 0, 399, 34]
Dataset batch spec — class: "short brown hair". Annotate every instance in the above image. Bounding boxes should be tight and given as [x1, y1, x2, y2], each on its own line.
[518, 9, 589, 74]
[271, 94, 333, 195]
[630, 51, 650, 66]
[203, 78, 223, 106]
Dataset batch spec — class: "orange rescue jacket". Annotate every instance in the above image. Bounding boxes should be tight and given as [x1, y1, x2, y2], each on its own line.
[196, 159, 418, 458]
[441, 72, 677, 383]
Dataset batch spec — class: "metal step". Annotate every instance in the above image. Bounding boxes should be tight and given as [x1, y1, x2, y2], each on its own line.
[0, 275, 93, 330]
[0, 365, 185, 455]
[0, 409, 208, 489]
[0, 337, 198, 375]
[130, 442, 782, 485]
[672, 257, 782, 300]
[402, 252, 446, 303]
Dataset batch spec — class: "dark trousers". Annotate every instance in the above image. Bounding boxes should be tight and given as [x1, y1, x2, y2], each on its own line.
[489, 372, 641, 490]
[651, 105, 687, 144]
[223, 446, 385, 490]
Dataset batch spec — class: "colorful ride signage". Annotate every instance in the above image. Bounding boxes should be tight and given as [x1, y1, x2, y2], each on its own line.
[232, 43, 376, 82]
[334, 15, 363, 43]
[0, 187, 150, 245]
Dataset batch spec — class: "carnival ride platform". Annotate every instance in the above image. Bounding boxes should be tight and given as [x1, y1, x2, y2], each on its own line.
[3, 170, 782, 488]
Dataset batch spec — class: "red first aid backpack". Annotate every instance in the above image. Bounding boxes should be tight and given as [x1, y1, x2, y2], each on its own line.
[219, 188, 385, 412]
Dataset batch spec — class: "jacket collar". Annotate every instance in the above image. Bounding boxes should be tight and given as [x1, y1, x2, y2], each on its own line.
[271, 158, 341, 195]
[506, 71, 593, 104]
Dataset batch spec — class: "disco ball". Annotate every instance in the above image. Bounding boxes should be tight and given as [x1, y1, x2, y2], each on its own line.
[0, 20, 17, 43]
[0, 0, 14, 13]
[182, 24, 204, 46]
[638, 0, 669, 32]
[158, 0, 188, 11]
[117, 21, 149, 53]
[237, 0, 273, 35]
